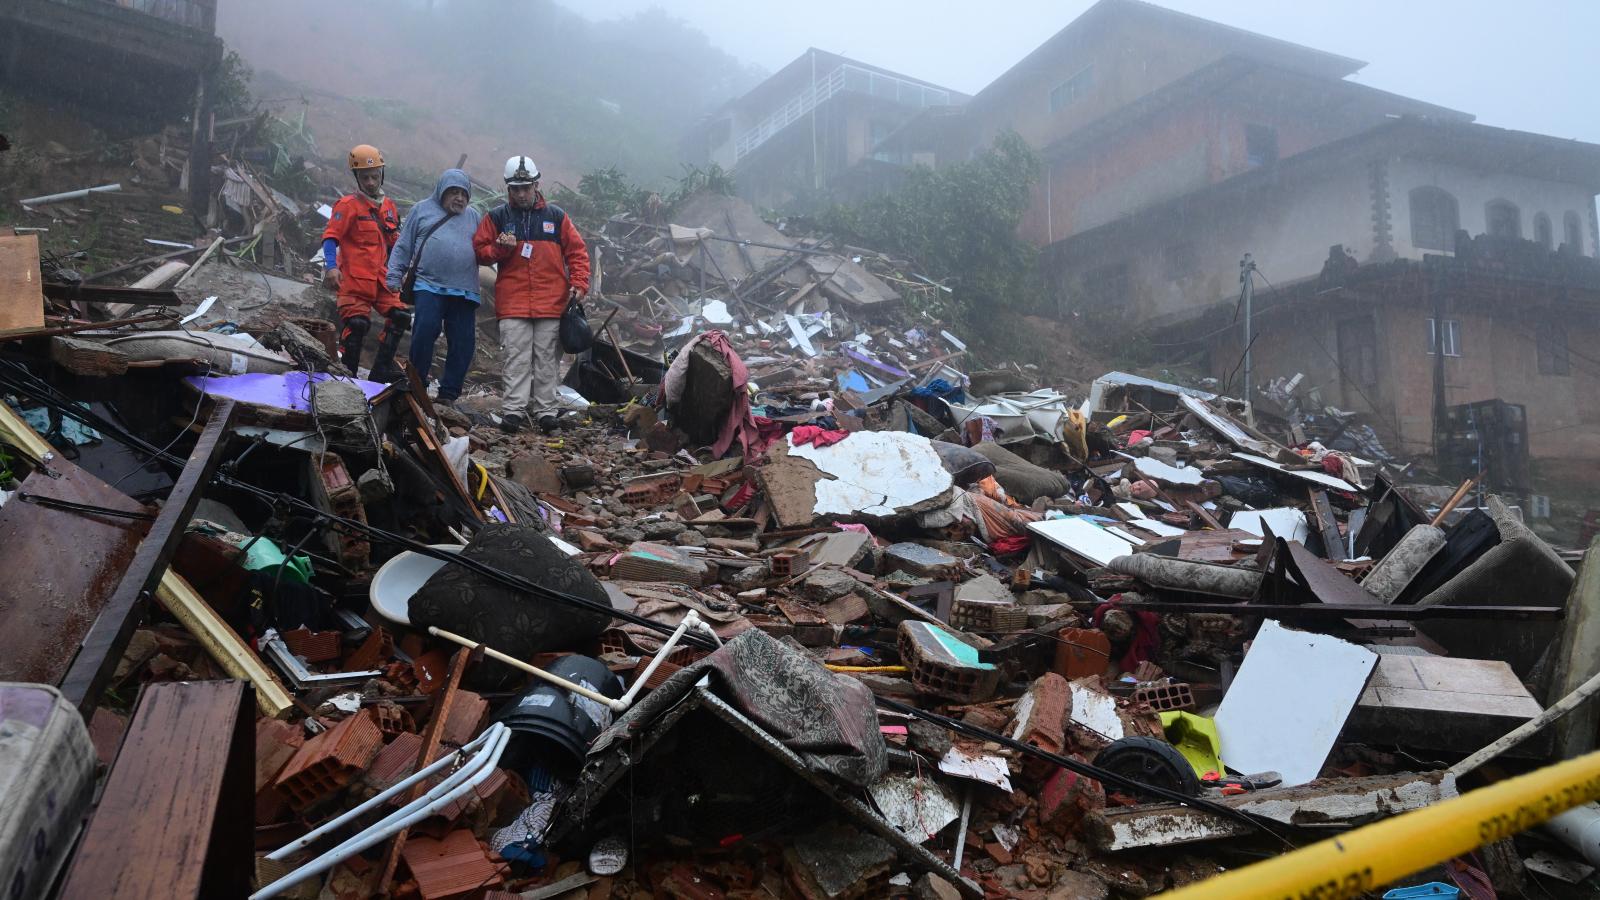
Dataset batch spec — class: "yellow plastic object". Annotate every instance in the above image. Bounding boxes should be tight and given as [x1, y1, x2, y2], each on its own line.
[825, 665, 908, 673]
[1159, 711, 1224, 778]
[1167, 748, 1600, 899]
[161, 204, 185, 215]
[1107, 415, 1128, 429]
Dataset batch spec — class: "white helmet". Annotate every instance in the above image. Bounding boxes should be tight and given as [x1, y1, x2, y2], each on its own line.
[503, 155, 540, 185]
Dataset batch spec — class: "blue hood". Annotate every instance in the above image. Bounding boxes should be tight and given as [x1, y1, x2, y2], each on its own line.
[431, 168, 472, 206]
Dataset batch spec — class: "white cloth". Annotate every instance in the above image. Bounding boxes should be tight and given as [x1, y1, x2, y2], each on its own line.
[500, 317, 563, 418]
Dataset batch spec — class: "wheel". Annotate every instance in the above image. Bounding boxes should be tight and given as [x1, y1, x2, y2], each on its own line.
[1092, 736, 1202, 798]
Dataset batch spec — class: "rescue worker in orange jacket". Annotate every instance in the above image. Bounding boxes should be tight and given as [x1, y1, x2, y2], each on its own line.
[473, 155, 590, 433]
[322, 144, 405, 378]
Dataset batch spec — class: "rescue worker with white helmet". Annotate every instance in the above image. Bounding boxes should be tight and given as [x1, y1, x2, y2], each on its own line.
[473, 155, 590, 433]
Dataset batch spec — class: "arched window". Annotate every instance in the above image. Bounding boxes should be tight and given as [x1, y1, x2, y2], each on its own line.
[1566, 212, 1586, 255]
[1486, 200, 1521, 239]
[1409, 187, 1459, 251]
[1537, 317, 1570, 376]
[1534, 213, 1553, 250]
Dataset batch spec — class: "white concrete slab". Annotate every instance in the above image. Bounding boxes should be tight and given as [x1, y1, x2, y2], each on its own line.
[1215, 620, 1377, 786]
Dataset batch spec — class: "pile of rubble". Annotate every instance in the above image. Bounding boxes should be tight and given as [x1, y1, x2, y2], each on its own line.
[3, 183, 1600, 900]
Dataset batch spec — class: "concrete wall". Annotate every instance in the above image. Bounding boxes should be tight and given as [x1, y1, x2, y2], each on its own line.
[1049, 158, 1375, 324]
[1388, 158, 1597, 257]
[965, 15, 1263, 158]
[1230, 301, 1600, 460]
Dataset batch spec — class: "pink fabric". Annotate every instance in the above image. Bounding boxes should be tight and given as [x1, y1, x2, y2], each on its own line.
[1126, 430, 1152, 445]
[832, 523, 872, 535]
[791, 425, 850, 448]
[670, 330, 759, 460]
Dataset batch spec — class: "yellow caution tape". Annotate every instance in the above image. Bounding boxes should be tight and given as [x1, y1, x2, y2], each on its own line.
[825, 665, 909, 673]
[1167, 748, 1600, 900]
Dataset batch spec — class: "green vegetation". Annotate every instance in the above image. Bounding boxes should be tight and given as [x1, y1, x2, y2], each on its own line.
[213, 49, 255, 119]
[550, 162, 737, 225]
[820, 132, 1044, 326]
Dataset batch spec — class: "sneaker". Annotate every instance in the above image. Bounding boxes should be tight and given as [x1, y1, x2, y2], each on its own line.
[537, 415, 559, 434]
[499, 413, 526, 433]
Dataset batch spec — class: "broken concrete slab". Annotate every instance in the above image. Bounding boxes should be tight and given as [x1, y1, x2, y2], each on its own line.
[507, 450, 563, 496]
[1347, 653, 1547, 755]
[785, 823, 896, 899]
[1084, 770, 1456, 851]
[883, 543, 960, 579]
[804, 568, 859, 602]
[774, 431, 955, 524]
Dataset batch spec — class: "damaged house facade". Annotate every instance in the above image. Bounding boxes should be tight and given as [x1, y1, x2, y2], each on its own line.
[683, 49, 969, 210]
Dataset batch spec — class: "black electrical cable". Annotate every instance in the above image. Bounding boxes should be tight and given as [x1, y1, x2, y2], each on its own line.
[1, 362, 1293, 843]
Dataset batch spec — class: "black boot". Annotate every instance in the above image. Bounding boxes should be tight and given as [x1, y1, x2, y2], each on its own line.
[368, 307, 413, 383]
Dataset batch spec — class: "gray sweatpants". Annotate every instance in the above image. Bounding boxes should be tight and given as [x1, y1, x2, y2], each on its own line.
[500, 317, 562, 419]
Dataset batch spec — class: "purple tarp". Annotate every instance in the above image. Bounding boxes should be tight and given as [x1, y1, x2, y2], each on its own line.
[183, 372, 386, 412]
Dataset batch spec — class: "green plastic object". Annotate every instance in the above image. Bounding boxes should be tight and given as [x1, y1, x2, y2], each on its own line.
[241, 536, 313, 585]
[1159, 710, 1225, 778]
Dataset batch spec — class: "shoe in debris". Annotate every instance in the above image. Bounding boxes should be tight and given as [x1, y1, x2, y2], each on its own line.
[499, 412, 527, 434]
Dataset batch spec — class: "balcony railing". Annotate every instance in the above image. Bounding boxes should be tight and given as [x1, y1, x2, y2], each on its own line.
[733, 63, 953, 163]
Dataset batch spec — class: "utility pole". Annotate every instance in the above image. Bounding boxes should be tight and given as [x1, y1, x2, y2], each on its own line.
[809, 49, 820, 192]
[1239, 254, 1256, 427]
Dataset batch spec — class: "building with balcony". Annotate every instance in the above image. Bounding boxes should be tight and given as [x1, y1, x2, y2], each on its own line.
[2, 0, 222, 122]
[682, 49, 968, 210]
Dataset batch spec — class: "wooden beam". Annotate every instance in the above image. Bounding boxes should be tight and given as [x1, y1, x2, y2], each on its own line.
[1116, 600, 1562, 621]
[58, 680, 254, 900]
[1308, 488, 1346, 561]
[377, 648, 471, 892]
[60, 398, 237, 714]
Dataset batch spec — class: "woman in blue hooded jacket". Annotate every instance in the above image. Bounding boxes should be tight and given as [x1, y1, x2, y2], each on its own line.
[387, 168, 483, 404]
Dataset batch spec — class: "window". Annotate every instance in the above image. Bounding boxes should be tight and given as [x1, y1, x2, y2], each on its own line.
[1566, 211, 1586, 254]
[1049, 65, 1094, 113]
[1427, 318, 1462, 357]
[1534, 213, 1554, 250]
[1409, 187, 1460, 252]
[1245, 124, 1278, 167]
[1485, 200, 1521, 239]
[1337, 317, 1379, 391]
[1536, 318, 1570, 376]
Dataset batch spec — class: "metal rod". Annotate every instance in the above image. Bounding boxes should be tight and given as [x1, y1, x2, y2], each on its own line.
[20, 183, 122, 206]
[427, 626, 628, 711]
[1114, 602, 1562, 621]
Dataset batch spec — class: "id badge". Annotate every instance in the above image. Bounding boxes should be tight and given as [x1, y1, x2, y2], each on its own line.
[520, 242, 533, 258]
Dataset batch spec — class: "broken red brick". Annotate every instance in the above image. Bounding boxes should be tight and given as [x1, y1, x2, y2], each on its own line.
[1039, 763, 1106, 836]
[274, 710, 384, 810]
[1011, 673, 1070, 782]
[401, 830, 503, 900]
[282, 627, 343, 663]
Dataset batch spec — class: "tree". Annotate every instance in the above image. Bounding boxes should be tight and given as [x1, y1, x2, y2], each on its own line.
[821, 131, 1042, 323]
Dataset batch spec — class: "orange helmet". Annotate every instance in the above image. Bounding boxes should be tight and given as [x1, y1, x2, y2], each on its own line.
[348, 144, 385, 171]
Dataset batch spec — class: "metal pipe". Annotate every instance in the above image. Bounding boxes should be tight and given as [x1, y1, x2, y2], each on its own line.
[20, 183, 122, 206]
[265, 725, 502, 860]
[427, 626, 628, 711]
[251, 724, 509, 899]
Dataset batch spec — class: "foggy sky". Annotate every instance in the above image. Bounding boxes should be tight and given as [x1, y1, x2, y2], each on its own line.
[559, 0, 1600, 144]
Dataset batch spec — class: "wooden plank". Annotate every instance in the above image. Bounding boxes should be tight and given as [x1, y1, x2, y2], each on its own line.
[0, 233, 46, 334]
[58, 680, 254, 900]
[156, 570, 295, 718]
[378, 648, 471, 891]
[1308, 489, 1346, 561]
[60, 399, 237, 713]
[0, 458, 151, 684]
[1186, 500, 1224, 530]
[406, 393, 484, 524]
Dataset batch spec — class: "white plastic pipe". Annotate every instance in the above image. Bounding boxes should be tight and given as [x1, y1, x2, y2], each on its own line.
[251, 724, 509, 899]
[617, 610, 701, 708]
[20, 183, 122, 206]
[1545, 802, 1600, 868]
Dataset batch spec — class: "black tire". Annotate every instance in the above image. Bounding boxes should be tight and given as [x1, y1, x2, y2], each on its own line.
[1092, 736, 1203, 798]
